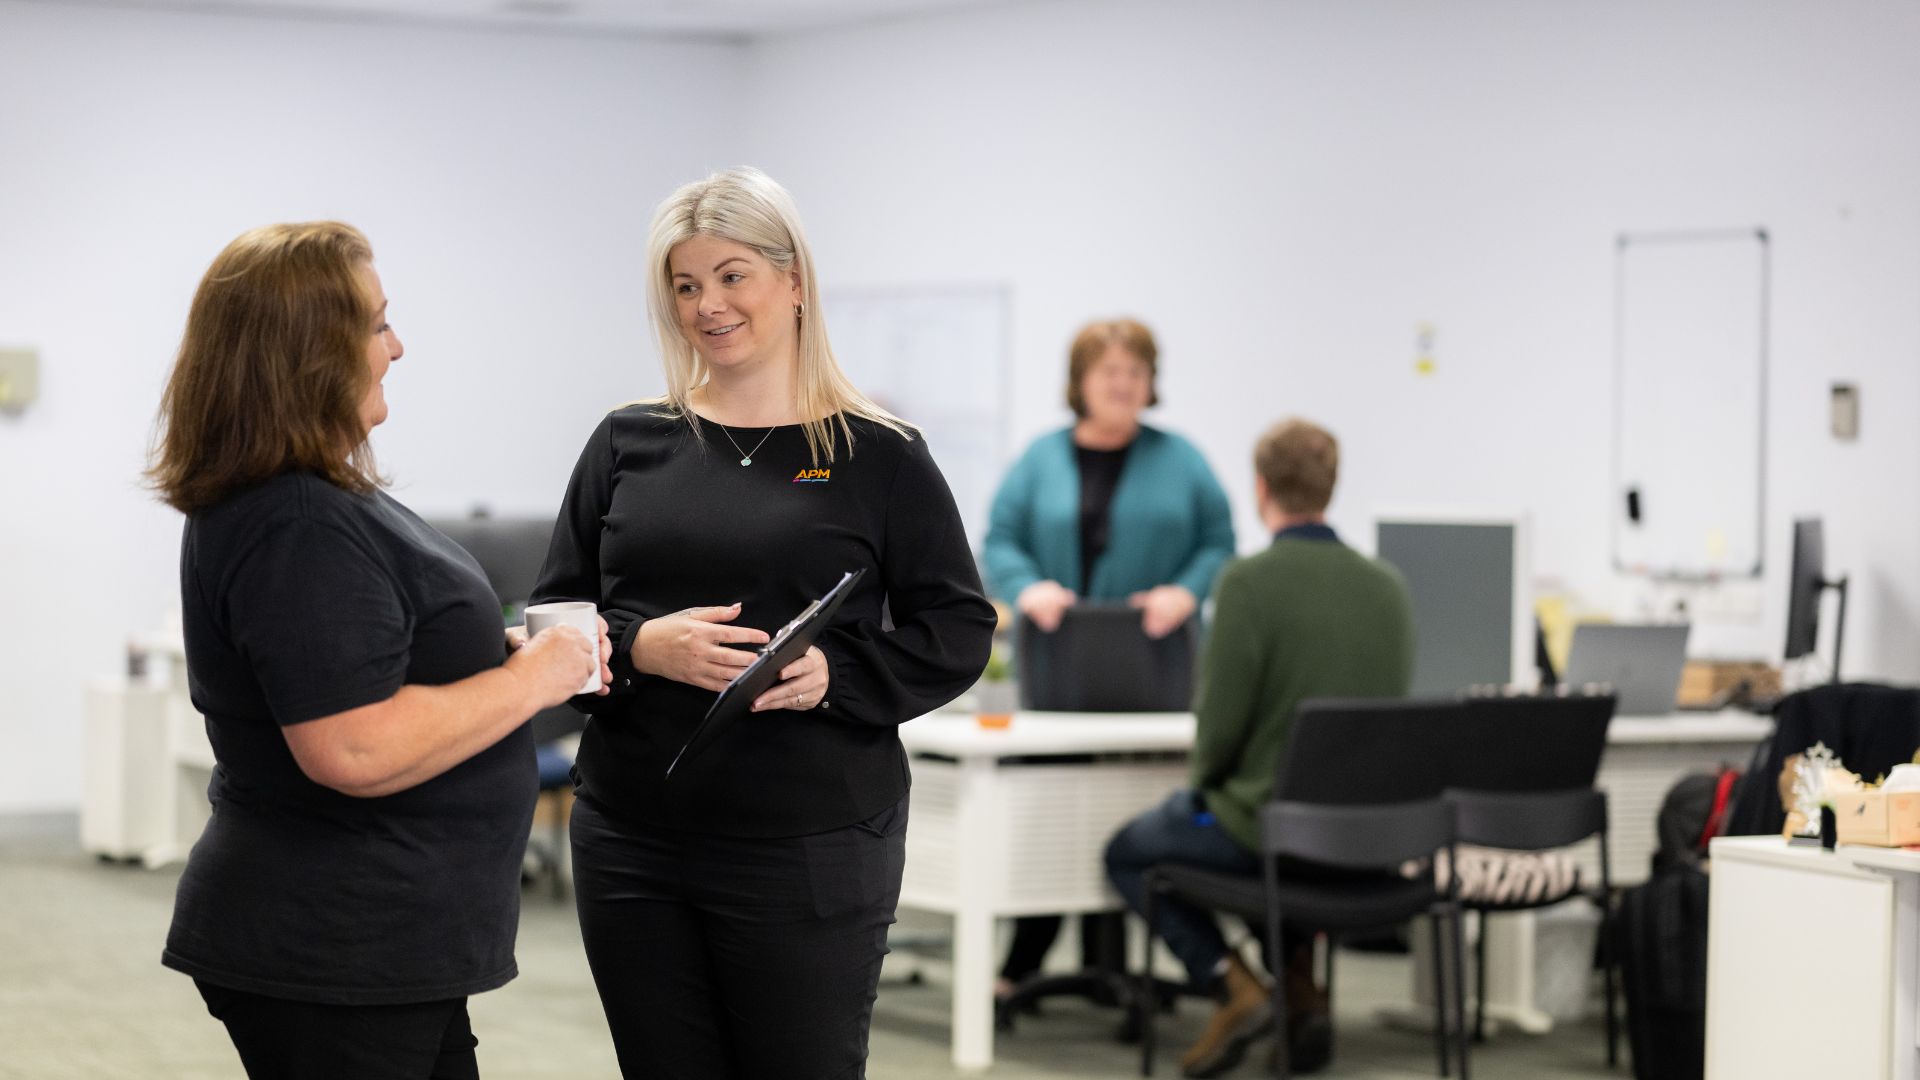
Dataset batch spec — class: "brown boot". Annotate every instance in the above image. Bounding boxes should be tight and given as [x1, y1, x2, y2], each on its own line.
[1179, 953, 1272, 1078]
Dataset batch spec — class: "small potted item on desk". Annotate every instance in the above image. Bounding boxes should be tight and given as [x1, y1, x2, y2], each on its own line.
[974, 640, 1016, 730]
[1783, 742, 1857, 849]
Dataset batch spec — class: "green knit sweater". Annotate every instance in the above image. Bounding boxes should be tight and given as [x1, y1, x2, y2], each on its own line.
[1192, 532, 1415, 849]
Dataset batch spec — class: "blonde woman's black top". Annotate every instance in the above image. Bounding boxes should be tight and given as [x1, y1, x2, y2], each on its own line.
[533, 406, 995, 838]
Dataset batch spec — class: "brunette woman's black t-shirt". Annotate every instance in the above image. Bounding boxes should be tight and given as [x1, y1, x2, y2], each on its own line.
[533, 407, 996, 838]
[161, 472, 535, 1006]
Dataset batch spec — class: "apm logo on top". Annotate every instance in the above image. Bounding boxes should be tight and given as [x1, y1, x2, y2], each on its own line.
[792, 468, 830, 483]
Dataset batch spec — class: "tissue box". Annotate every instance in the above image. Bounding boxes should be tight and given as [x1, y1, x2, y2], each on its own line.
[1832, 790, 1920, 847]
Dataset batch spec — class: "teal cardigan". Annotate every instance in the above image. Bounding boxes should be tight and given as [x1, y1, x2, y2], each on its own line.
[984, 425, 1235, 602]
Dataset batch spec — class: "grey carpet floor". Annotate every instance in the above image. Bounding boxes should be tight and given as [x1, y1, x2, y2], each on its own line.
[0, 815, 1622, 1079]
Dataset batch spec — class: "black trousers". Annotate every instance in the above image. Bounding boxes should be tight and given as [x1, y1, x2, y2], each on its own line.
[571, 794, 907, 1080]
[1001, 913, 1126, 984]
[194, 980, 478, 1080]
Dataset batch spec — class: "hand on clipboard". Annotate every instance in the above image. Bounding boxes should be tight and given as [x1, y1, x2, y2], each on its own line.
[665, 569, 866, 779]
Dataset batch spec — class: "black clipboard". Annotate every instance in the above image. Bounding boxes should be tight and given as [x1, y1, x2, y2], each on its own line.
[664, 569, 866, 779]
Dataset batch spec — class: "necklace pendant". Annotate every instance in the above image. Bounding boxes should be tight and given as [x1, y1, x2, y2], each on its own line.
[740, 457, 751, 467]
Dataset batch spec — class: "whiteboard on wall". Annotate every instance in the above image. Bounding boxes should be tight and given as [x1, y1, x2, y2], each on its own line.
[827, 285, 1011, 550]
[1612, 230, 1769, 580]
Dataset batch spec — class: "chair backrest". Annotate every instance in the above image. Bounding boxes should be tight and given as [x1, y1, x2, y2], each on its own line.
[423, 513, 555, 609]
[1442, 787, 1608, 850]
[1449, 693, 1616, 792]
[1016, 604, 1196, 712]
[1261, 797, 1455, 869]
[1273, 693, 1617, 807]
[1273, 698, 1465, 805]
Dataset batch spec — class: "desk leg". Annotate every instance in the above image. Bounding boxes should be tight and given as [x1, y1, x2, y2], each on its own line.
[1481, 912, 1554, 1034]
[950, 755, 1002, 1072]
[1891, 872, 1918, 1080]
[1382, 913, 1553, 1036]
[953, 902, 995, 1071]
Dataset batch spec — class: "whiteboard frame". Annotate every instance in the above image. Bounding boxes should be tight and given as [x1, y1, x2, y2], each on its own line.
[825, 282, 1014, 550]
[1611, 228, 1771, 582]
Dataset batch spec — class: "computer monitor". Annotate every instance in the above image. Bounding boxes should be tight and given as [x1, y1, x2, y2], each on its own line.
[1016, 604, 1195, 713]
[1375, 514, 1532, 695]
[1784, 517, 1848, 683]
[424, 512, 555, 616]
[1562, 624, 1690, 716]
[425, 511, 579, 742]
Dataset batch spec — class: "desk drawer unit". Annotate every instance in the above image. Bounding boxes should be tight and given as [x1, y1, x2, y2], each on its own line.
[902, 752, 1187, 916]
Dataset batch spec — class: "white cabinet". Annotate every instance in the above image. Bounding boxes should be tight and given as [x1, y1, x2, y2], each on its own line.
[1707, 837, 1920, 1080]
[82, 668, 213, 868]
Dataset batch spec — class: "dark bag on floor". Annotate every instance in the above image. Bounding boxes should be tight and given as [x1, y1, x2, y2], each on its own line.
[1612, 770, 1733, 1080]
[1614, 863, 1708, 1080]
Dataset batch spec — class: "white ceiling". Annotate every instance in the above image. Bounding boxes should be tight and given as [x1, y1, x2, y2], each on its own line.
[54, 0, 1024, 39]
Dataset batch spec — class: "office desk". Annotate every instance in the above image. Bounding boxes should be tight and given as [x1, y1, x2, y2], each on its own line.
[1706, 837, 1920, 1080]
[897, 711, 1194, 1071]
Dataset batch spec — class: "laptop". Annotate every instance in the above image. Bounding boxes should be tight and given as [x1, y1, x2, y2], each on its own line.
[1562, 623, 1691, 716]
[1016, 603, 1196, 713]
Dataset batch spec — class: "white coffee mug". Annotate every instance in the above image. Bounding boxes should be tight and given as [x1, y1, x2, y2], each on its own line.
[523, 601, 602, 695]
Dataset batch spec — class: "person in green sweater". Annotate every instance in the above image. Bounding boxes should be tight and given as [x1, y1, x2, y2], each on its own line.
[984, 319, 1235, 1001]
[1105, 417, 1414, 1078]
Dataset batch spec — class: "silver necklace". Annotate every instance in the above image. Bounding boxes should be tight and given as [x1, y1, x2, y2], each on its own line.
[717, 423, 776, 467]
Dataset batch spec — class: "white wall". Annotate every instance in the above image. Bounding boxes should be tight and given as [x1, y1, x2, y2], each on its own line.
[0, 1, 736, 810]
[743, 0, 1920, 679]
[5, 0, 1918, 810]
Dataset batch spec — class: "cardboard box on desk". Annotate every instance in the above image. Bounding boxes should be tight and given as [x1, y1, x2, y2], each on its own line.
[1832, 790, 1920, 847]
[1676, 660, 1782, 709]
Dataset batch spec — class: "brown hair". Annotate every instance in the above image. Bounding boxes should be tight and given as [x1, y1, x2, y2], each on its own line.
[148, 222, 379, 513]
[1254, 418, 1340, 515]
[1065, 318, 1159, 418]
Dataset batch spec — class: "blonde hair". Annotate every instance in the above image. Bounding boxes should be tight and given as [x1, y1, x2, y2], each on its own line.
[644, 166, 911, 463]
[148, 221, 380, 513]
[1254, 417, 1340, 515]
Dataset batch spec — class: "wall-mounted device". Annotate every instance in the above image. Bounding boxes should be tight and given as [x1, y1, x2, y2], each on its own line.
[1830, 382, 1859, 441]
[0, 348, 38, 412]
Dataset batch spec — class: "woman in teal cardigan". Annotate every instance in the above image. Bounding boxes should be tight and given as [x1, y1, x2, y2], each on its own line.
[983, 318, 1235, 998]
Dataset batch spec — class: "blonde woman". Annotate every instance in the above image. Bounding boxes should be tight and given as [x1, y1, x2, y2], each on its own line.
[532, 167, 995, 1078]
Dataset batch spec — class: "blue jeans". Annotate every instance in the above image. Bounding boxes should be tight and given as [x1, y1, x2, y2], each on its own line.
[1105, 789, 1259, 987]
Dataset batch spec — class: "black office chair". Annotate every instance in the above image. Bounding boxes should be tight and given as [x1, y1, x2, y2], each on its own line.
[1444, 787, 1617, 1064]
[525, 707, 584, 900]
[1140, 797, 1469, 1079]
[425, 510, 584, 900]
[997, 608, 1200, 1029]
[1722, 682, 1915, 837]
